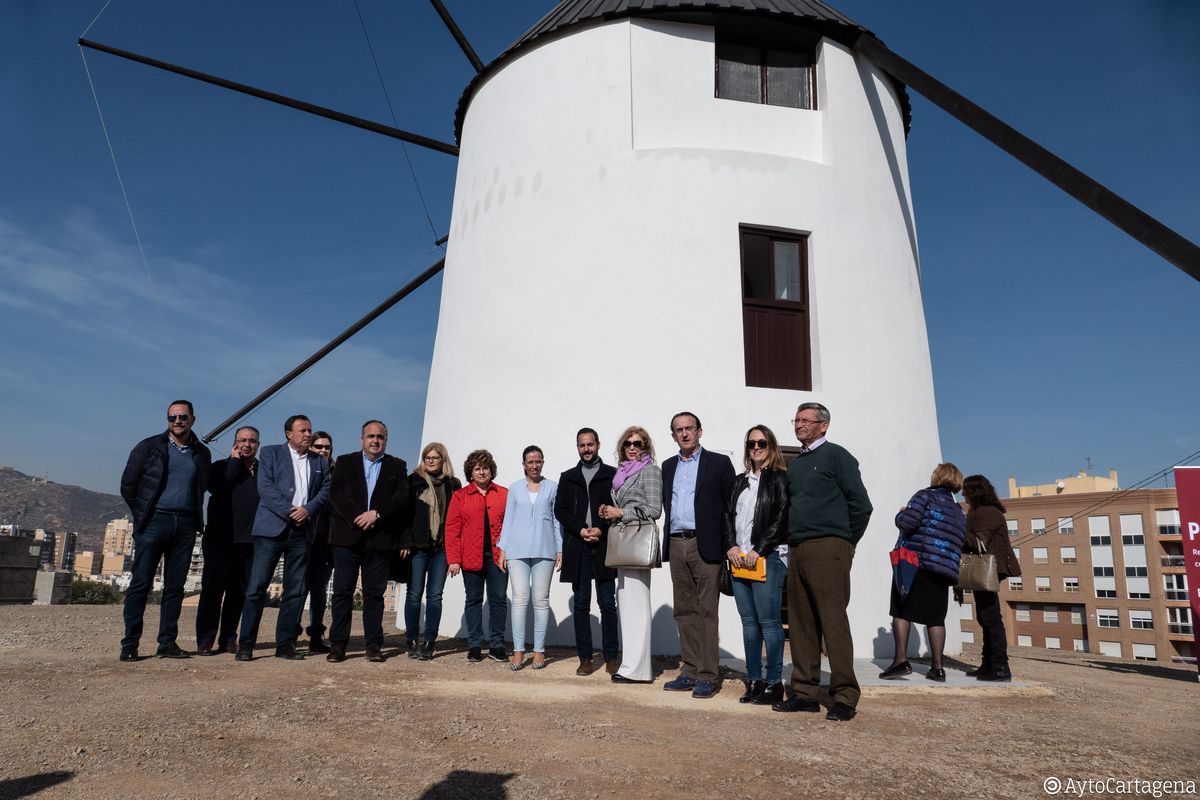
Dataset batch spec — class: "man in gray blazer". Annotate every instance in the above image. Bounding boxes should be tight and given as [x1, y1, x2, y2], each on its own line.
[237, 414, 330, 661]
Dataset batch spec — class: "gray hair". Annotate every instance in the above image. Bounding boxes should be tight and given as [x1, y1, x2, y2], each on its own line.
[797, 402, 830, 423]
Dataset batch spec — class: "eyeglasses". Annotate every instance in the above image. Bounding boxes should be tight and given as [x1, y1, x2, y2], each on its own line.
[745, 439, 769, 450]
[623, 440, 645, 450]
[793, 418, 824, 427]
[168, 414, 190, 422]
[310, 443, 331, 451]
[423, 454, 442, 462]
[671, 425, 698, 435]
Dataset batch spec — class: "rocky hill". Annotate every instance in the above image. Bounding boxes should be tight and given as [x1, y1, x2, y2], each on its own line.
[0, 466, 126, 550]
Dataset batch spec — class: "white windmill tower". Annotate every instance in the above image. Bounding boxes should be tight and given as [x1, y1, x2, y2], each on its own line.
[423, 0, 944, 659]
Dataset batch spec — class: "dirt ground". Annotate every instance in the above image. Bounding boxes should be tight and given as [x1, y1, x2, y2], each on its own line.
[1, 606, 1197, 800]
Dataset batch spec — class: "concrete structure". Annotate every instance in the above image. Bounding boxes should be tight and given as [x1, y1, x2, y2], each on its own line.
[102, 518, 134, 556]
[422, 2, 942, 658]
[73, 550, 102, 578]
[959, 481, 1192, 664]
[33, 571, 73, 605]
[1009, 469, 1119, 499]
[101, 553, 127, 577]
[0, 534, 40, 604]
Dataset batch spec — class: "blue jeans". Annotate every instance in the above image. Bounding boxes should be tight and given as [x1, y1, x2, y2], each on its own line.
[405, 547, 449, 643]
[462, 553, 508, 649]
[508, 557, 555, 652]
[731, 550, 786, 683]
[239, 528, 309, 649]
[121, 511, 198, 651]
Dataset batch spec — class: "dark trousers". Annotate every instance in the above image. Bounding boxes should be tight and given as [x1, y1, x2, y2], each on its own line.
[330, 540, 392, 649]
[195, 538, 254, 649]
[974, 589, 1008, 668]
[462, 552, 508, 649]
[239, 528, 309, 649]
[571, 543, 618, 661]
[304, 536, 335, 638]
[668, 536, 721, 683]
[786, 536, 860, 708]
[121, 511, 198, 651]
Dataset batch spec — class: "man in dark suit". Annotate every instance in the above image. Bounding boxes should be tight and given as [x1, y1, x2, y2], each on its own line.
[119, 399, 212, 661]
[661, 412, 735, 699]
[554, 427, 619, 676]
[237, 414, 330, 661]
[326, 420, 410, 663]
[195, 426, 260, 655]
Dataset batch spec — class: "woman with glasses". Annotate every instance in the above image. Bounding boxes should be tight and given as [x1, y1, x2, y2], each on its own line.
[721, 425, 790, 706]
[598, 426, 662, 684]
[302, 431, 336, 652]
[399, 442, 461, 660]
[497, 446, 563, 670]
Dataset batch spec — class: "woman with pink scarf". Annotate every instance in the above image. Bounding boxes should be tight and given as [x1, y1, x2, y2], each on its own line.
[598, 425, 662, 684]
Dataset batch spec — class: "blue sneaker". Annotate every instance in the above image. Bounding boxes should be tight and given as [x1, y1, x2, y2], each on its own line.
[691, 680, 718, 699]
[663, 674, 697, 692]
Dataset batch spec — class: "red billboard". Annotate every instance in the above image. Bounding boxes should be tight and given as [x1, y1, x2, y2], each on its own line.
[1174, 466, 1200, 679]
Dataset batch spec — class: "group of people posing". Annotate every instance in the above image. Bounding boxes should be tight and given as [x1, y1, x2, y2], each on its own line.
[119, 398, 1011, 721]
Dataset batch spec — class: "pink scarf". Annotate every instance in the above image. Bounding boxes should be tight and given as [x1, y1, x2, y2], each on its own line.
[612, 453, 651, 491]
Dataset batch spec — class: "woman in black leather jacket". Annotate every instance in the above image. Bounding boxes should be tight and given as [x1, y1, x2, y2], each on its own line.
[721, 424, 790, 706]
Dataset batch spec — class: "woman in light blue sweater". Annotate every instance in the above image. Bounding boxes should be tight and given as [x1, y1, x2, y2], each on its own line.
[497, 445, 562, 670]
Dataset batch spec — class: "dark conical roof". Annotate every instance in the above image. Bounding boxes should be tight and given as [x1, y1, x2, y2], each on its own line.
[454, 0, 908, 141]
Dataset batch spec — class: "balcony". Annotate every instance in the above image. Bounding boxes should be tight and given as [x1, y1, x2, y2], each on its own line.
[1158, 525, 1182, 539]
[1168, 623, 1194, 637]
[1161, 556, 1186, 568]
[1165, 590, 1189, 602]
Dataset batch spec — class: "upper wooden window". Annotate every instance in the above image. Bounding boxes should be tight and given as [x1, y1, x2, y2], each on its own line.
[716, 41, 816, 110]
[740, 227, 811, 391]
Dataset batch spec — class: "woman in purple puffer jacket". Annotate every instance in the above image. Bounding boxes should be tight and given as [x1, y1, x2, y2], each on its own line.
[879, 462, 966, 682]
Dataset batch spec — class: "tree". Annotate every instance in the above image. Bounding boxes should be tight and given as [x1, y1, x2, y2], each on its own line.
[71, 580, 120, 605]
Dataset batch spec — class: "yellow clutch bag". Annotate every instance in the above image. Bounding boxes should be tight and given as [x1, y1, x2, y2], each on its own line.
[731, 556, 766, 582]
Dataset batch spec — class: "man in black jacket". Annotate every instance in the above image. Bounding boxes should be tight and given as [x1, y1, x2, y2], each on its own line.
[661, 412, 735, 699]
[554, 427, 619, 676]
[195, 426, 259, 655]
[118, 400, 212, 661]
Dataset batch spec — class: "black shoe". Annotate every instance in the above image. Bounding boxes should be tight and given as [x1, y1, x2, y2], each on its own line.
[611, 673, 652, 684]
[926, 667, 946, 682]
[418, 641, 435, 661]
[739, 679, 767, 704]
[156, 644, 192, 659]
[878, 660, 911, 680]
[977, 667, 1011, 682]
[826, 702, 857, 722]
[275, 644, 304, 661]
[406, 640, 420, 659]
[308, 638, 330, 654]
[488, 646, 508, 662]
[119, 647, 139, 662]
[196, 643, 215, 656]
[326, 645, 346, 663]
[773, 696, 820, 713]
[751, 682, 785, 706]
[366, 646, 386, 663]
[467, 647, 483, 662]
[964, 662, 993, 677]
[235, 646, 253, 662]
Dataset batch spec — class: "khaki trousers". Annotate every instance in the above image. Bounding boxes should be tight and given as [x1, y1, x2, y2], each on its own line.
[669, 536, 721, 682]
[786, 536, 860, 708]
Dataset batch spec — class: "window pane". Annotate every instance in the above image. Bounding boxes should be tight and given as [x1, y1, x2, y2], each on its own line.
[741, 232, 771, 299]
[718, 44, 762, 104]
[766, 49, 811, 109]
[772, 241, 802, 301]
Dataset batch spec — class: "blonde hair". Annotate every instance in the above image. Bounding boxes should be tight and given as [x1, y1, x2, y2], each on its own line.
[742, 425, 787, 472]
[614, 425, 655, 463]
[930, 462, 964, 493]
[417, 442, 454, 479]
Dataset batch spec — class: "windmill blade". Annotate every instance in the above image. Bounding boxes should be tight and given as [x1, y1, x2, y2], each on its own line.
[78, 37, 459, 157]
[428, 0, 484, 73]
[853, 34, 1200, 283]
[202, 257, 446, 444]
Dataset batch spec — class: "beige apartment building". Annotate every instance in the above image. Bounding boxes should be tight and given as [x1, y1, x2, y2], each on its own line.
[960, 471, 1192, 664]
[102, 518, 134, 556]
[73, 551, 102, 577]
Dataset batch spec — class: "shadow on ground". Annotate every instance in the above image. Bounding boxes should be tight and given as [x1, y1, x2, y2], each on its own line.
[0, 770, 74, 798]
[418, 770, 516, 799]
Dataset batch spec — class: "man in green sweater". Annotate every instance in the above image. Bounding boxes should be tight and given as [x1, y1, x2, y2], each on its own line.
[772, 402, 872, 721]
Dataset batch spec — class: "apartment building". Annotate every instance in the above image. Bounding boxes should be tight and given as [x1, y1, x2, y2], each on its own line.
[960, 471, 1192, 664]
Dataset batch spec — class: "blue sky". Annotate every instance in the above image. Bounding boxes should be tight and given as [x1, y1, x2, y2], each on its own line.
[2, 0, 1197, 498]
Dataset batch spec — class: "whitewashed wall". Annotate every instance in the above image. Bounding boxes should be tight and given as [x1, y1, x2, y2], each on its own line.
[417, 18, 953, 661]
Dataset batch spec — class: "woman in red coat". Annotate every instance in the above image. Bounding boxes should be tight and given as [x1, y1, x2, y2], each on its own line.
[445, 449, 509, 662]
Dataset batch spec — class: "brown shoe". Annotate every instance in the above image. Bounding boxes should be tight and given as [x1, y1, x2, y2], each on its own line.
[366, 646, 386, 663]
[576, 657, 595, 676]
[223, 640, 238, 655]
[326, 644, 346, 663]
[605, 658, 620, 675]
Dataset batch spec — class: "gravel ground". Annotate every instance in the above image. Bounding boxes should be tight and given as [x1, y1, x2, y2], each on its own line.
[1, 605, 1197, 800]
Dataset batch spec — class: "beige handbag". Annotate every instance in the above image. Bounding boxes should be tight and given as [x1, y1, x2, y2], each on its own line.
[956, 540, 1000, 592]
[604, 518, 662, 569]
